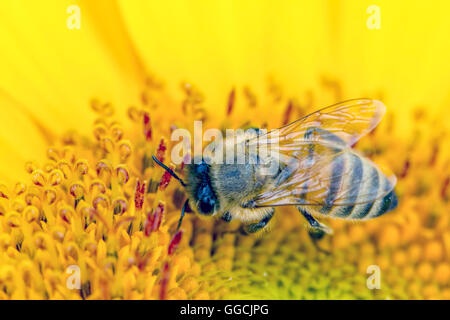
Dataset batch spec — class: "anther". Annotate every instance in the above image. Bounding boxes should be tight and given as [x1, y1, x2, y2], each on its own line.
[43, 161, 56, 173]
[243, 86, 257, 108]
[101, 136, 115, 154]
[118, 140, 132, 162]
[89, 180, 107, 195]
[70, 182, 86, 199]
[168, 230, 183, 255]
[143, 112, 152, 141]
[96, 159, 112, 178]
[24, 206, 39, 223]
[24, 190, 40, 206]
[0, 184, 9, 199]
[159, 168, 173, 191]
[400, 158, 410, 179]
[283, 100, 293, 125]
[6, 211, 20, 228]
[46, 147, 60, 162]
[49, 169, 64, 186]
[31, 169, 47, 187]
[59, 206, 75, 223]
[13, 183, 26, 196]
[227, 88, 236, 116]
[93, 124, 108, 141]
[159, 262, 170, 300]
[144, 202, 165, 236]
[156, 138, 167, 163]
[93, 195, 109, 210]
[115, 165, 130, 185]
[127, 106, 140, 122]
[90, 98, 102, 113]
[58, 160, 72, 179]
[11, 199, 25, 213]
[134, 180, 146, 210]
[110, 124, 124, 142]
[43, 188, 57, 205]
[25, 161, 38, 174]
[112, 198, 128, 214]
[75, 159, 89, 176]
[429, 143, 439, 167]
[102, 102, 114, 117]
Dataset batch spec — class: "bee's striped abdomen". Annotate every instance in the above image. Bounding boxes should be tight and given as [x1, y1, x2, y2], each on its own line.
[347, 163, 379, 219]
[319, 153, 346, 214]
[316, 152, 397, 220]
[351, 157, 397, 220]
[333, 153, 363, 218]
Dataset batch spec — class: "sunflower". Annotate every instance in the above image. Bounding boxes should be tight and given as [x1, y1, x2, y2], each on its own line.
[0, 1, 449, 300]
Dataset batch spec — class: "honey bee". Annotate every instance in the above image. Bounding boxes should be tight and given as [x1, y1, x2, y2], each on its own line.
[153, 98, 398, 237]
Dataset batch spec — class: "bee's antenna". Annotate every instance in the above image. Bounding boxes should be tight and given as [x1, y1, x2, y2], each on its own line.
[152, 155, 187, 187]
[177, 199, 189, 231]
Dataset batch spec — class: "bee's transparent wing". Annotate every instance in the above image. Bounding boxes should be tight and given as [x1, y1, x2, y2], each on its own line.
[248, 98, 386, 149]
[253, 146, 396, 207]
[246, 99, 395, 207]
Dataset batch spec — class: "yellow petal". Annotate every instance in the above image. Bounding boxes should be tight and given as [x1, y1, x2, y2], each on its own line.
[0, 0, 146, 137]
[0, 0, 148, 181]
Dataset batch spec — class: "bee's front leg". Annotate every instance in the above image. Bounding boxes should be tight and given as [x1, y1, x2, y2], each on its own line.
[242, 208, 275, 234]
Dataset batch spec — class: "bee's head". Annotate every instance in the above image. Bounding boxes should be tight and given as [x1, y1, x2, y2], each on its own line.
[152, 155, 218, 233]
[184, 156, 217, 216]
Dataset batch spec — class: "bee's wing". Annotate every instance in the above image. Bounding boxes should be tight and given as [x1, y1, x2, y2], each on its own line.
[253, 145, 396, 207]
[246, 99, 395, 207]
[249, 98, 386, 148]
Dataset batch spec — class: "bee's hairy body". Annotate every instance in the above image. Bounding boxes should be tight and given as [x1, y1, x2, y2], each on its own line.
[185, 141, 277, 223]
[180, 99, 399, 235]
[186, 146, 397, 225]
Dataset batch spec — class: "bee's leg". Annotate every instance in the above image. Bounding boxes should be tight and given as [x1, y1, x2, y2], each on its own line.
[298, 207, 333, 234]
[242, 208, 275, 234]
[221, 212, 232, 223]
[297, 207, 332, 254]
[176, 199, 190, 231]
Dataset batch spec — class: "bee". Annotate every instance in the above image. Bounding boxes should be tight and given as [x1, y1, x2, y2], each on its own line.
[153, 98, 398, 237]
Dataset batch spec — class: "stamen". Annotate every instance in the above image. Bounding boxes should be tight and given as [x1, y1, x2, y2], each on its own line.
[227, 88, 236, 116]
[168, 230, 183, 255]
[144, 202, 165, 236]
[134, 179, 146, 210]
[156, 138, 167, 163]
[400, 158, 411, 179]
[243, 86, 257, 108]
[283, 100, 293, 125]
[152, 155, 186, 187]
[159, 169, 173, 191]
[143, 111, 152, 141]
[159, 262, 170, 300]
[429, 142, 439, 167]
